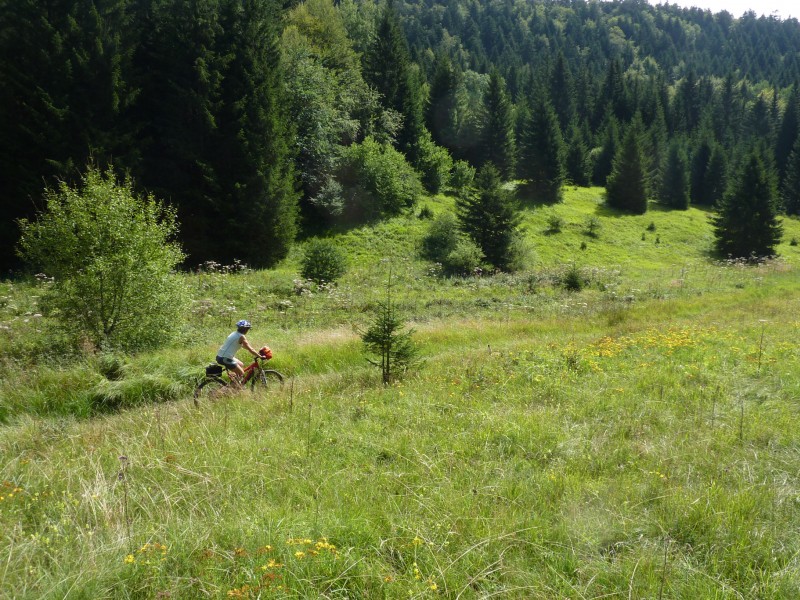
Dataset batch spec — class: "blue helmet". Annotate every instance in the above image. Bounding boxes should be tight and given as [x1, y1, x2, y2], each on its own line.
[236, 319, 251, 329]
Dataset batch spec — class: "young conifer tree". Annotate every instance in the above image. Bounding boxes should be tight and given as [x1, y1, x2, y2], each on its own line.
[457, 163, 521, 271]
[659, 138, 690, 209]
[606, 116, 649, 214]
[781, 135, 800, 215]
[518, 97, 565, 203]
[479, 69, 516, 179]
[361, 268, 416, 385]
[712, 149, 783, 258]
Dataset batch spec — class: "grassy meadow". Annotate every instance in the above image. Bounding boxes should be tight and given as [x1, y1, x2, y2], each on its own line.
[1, 188, 800, 598]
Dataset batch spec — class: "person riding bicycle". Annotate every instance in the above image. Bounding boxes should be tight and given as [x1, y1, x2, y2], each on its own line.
[217, 320, 263, 386]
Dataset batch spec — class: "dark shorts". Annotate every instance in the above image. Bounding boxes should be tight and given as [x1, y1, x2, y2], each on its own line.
[216, 355, 238, 369]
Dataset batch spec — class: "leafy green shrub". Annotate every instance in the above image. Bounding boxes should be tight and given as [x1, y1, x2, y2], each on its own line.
[17, 166, 188, 351]
[301, 239, 347, 284]
[444, 238, 484, 276]
[415, 131, 453, 194]
[449, 160, 475, 195]
[505, 232, 535, 273]
[337, 137, 423, 221]
[646, 221, 657, 232]
[308, 178, 345, 218]
[790, 237, 798, 247]
[421, 212, 459, 263]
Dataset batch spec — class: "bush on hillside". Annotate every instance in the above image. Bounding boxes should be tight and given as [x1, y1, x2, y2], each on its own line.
[546, 214, 564, 233]
[415, 131, 453, 194]
[336, 137, 423, 222]
[449, 160, 475, 196]
[560, 263, 588, 291]
[301, 238, 347, 284]
[444, 238, 484, 277]
[308, 178, 345, 219]
[421, 212, 459, 263]
[584, 216, 601, 238]
[17, 166, 188, 351]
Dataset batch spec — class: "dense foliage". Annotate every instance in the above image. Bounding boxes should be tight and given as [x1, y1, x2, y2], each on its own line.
[16, 167, 188, 350]
[2, 0, 800, 269]
[712, 149, 783, 258]
[300, 238, 348, 284]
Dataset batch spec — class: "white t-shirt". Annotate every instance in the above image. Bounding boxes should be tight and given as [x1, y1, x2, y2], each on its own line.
[217, 331, 244, 359]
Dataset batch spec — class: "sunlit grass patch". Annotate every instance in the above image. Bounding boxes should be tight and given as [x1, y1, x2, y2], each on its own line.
[2, 188, 800, 597]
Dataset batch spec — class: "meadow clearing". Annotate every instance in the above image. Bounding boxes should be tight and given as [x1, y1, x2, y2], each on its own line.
[1, 188, 799, 598]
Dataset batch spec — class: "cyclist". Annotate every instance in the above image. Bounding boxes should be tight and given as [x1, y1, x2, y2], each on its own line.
[217, 320, 263, 386]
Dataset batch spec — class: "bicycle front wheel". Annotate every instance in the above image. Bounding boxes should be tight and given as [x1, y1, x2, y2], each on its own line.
[250, 369, 285, 392]
[193, 377, 228, 407]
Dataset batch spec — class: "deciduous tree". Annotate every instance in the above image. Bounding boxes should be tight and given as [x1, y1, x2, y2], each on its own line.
[17, 167, 188, 351]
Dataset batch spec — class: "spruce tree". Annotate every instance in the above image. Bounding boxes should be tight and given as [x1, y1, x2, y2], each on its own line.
[775, 84, 799, 185]
[427, 52, 461, 150]
[673, 69, 701, 134]
[592, 109, 619, 186]
[363, 2, 425, 163]
[782, 134, 800, 215]
[456, 164, 521, 271]
[478, 69, 516, 179]
[705, 144, 728, 207]
[743, 94, 775, 146]
[712, 149, 783, 259]
[0, 0, 137, 269]
[594, 59, 628, 127]
[690, 137, 713, 205]
[564, 123, 591, 187]
[130, 0, 226, 263]
[659, 139, 690, 209]
[215, 0, 300, 268]
[518, 98, 565, 203]
[606, 117, 649, 214]
[361, 269, 416, 385]
[549, 52, 575, 134]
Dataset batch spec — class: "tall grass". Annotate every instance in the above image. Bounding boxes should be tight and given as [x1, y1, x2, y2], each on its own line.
[1, 188, 800, 597]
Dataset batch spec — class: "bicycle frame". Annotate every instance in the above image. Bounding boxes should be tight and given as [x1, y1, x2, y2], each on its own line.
[195, 354, 284, 406]
[223, 356, 264, 385]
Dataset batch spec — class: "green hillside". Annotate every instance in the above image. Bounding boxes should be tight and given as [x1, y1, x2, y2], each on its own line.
[1, 189, 800, 598]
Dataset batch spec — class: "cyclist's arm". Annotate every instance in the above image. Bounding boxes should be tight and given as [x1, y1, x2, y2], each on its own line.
[239, 335, 261, 358]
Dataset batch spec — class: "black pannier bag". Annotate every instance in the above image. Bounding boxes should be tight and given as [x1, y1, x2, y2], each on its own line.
[205, 364, 224, 376]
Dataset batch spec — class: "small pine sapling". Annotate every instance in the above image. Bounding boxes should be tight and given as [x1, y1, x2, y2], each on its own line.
[361, 269, 417, 384]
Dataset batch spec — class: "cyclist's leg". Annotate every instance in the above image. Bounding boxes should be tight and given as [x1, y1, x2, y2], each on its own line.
[219, 355, 245, 388]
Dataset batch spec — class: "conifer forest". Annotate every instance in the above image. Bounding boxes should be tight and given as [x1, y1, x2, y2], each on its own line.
[2, 0, 800, 269]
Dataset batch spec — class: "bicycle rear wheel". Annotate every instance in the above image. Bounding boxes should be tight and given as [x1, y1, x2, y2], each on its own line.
[193, 377, 228, 407]
[250, 369, 285, 392]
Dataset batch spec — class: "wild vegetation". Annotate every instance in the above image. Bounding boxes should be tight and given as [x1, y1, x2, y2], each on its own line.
[3, 0, 800, 270]
[2, 0, 800, 597]
[2, 190, 800, 597]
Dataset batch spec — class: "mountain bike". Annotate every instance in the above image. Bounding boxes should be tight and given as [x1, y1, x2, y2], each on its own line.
[194, 348, 284, 407]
